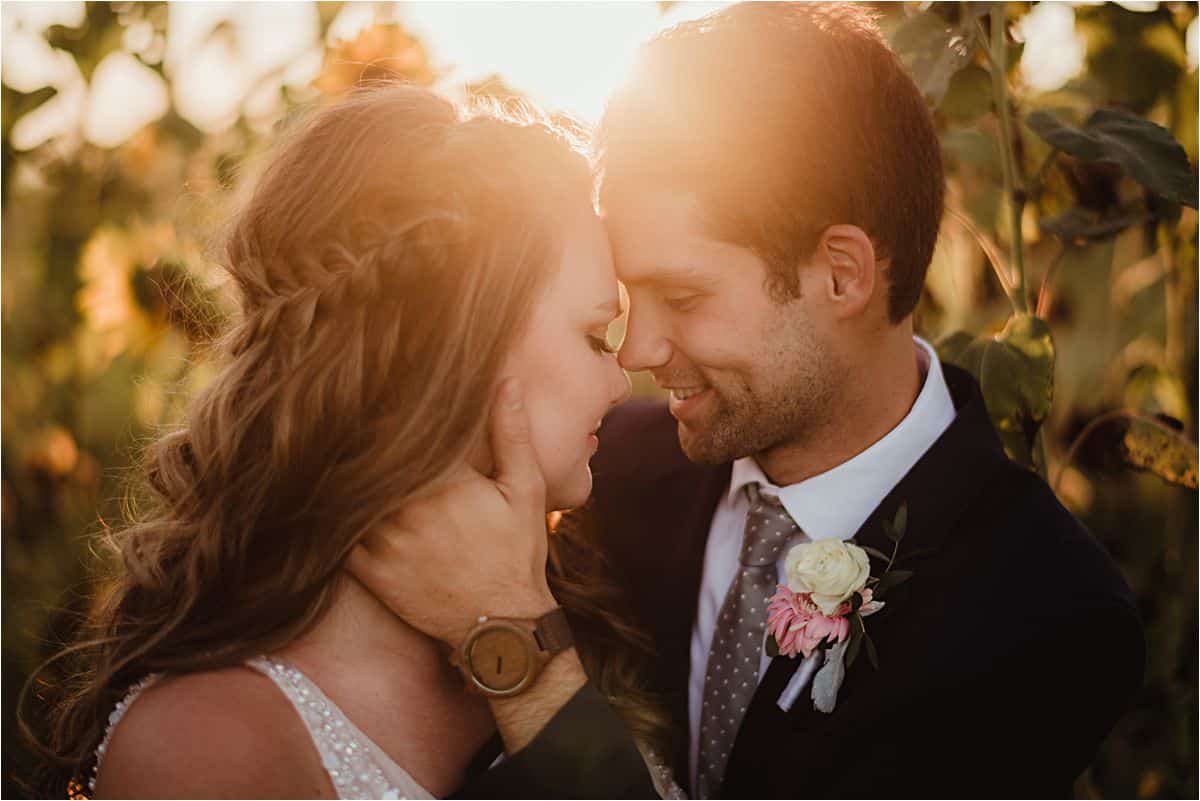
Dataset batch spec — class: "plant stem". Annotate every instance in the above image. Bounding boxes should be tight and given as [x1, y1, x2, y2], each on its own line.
[947, 206, 1019, 304]
[1158, 221, 1188, 386]
[1035, 240, 1067, 319]
[989, 7, 1029, 314]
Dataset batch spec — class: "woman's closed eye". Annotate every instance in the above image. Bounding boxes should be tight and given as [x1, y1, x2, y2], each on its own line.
[588, 333, 617, 355]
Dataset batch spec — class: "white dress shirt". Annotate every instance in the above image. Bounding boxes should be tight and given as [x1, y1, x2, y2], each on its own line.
[687, 337, 957, 788]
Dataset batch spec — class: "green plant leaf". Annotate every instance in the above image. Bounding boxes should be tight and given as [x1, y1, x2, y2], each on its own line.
[765, 633, 780, 659]
[874, 570, 914, 597]
[996, 314, 1056, 425]
[1025, 109, 1198, 208]
[1121, 418, 1198, 490]
[862, 545, 892, 563]
[965, 314, 1056, 468]
[863, 631, 880, 671]
[1123, 364, 1191, 423]
[939, 65, 993, 122]
[890, 11, 977, 105]
[846, 614, 864, 668]
[892, 502, 908, 539]
[850, 592, 863, 614]
[936, 329, 985, 376]
[882, 519, 901, 544]
[1039, 207, 1149, 244]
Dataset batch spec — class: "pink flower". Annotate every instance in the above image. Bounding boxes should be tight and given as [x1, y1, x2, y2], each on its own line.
[766, 585, 852, 659]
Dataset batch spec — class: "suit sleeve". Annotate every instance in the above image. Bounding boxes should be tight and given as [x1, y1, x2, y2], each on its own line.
[831, 603, 1145, 798]
[453, 682, 659, 799]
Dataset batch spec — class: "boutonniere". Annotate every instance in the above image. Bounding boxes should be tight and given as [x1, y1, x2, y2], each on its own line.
[766, 503, 916, 714]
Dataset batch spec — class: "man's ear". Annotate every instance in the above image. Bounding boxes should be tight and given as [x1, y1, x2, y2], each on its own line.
[817, 224, 878, 319]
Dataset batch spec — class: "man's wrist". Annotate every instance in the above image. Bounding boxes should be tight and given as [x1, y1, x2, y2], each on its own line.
[486, 647, 588, 755]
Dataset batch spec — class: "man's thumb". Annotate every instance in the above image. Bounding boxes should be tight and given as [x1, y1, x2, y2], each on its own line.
[491, 377, 544, 502]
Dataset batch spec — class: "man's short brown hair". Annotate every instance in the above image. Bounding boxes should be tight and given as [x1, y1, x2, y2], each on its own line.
[598, 2, 944, 322]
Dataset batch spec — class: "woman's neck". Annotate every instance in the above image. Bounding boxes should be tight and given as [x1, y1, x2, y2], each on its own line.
[281, 573, 450, 678]
[273, 574, 495, 797]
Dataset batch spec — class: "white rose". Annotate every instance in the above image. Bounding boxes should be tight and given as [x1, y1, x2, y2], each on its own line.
[784, 540, 872, 616]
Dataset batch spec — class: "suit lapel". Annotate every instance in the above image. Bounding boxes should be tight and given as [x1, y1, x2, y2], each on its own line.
[650, 461, 731, 789]
[725, 365, 1012, 787]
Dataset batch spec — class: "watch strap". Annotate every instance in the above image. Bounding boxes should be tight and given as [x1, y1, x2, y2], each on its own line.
[532, 607, 574, 655]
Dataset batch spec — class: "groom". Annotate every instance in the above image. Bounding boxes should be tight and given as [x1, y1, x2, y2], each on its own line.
[352, 4, 1144, 797]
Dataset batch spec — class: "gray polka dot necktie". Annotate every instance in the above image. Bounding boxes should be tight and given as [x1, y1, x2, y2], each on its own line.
[696, 483, 799, 799]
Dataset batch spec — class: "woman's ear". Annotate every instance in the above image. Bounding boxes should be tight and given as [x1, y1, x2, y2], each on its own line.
[817, 224, 878, 319]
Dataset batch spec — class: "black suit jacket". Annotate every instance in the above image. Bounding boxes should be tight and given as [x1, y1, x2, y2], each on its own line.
[458, 365, 1144, 798]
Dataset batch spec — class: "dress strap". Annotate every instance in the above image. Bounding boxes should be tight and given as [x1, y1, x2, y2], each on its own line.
[89, 673, 163, 794]
[246, 655, 420, 799]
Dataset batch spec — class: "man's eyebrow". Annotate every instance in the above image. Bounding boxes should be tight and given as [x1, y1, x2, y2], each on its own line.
[619, 265, 718, 289]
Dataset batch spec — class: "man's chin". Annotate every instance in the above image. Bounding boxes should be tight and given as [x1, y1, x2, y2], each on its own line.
[676, 421, 737, 465]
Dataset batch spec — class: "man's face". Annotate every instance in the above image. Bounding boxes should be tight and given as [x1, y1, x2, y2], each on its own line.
[604, 188, 844, 464]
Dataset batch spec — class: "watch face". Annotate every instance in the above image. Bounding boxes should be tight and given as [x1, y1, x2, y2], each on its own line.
[467, 627, 532, 692]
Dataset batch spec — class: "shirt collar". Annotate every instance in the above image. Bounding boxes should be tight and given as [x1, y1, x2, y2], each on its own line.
[727, 336, 956, 541]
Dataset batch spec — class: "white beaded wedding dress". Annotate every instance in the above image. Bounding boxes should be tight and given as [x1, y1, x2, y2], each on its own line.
[92, 654, 685, 799]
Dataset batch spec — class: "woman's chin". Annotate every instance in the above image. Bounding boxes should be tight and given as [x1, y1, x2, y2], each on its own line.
[544, 468, 593, 513]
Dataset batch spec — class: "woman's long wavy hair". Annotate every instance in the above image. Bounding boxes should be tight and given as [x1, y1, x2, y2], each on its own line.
[24, 84, 669, 796]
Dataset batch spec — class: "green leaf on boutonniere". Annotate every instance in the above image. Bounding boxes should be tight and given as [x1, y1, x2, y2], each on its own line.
[862, 545, 891, 563]
[863, 631, 880, 670]
[849, 592, 863, 614]
[873, 569, 914, 598]
[846, 612, 864, 668]
[896, 546, 938, 563]
[765, 633, 779, 658]
[882, 520, 900, 544]
[892, 502, 908, 539]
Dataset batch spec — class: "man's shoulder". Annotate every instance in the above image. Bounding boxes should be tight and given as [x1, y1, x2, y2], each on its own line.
[965, 458, 1138, 612]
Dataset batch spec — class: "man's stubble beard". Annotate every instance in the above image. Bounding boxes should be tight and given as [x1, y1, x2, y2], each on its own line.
[677, 317, 840, 466]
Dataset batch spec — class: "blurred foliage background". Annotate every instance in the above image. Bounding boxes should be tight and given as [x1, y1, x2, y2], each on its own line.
[2, 2, 1197, 798]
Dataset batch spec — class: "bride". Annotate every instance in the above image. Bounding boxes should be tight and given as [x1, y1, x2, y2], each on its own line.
[27, 85, 671, 799]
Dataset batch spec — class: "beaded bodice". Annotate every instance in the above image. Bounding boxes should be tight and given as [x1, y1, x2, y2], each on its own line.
[91, 657, 686, 799]
[247, 655, 430, 799]
[91, 656, 431, 800]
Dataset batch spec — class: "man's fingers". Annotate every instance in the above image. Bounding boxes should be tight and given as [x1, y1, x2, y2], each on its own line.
[490, 377, 545, 505]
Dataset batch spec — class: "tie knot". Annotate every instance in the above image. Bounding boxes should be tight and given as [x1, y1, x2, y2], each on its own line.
[740, 483, 797, 567]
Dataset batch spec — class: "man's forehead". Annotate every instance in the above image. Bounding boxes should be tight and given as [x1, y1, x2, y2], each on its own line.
[601, 186, 709, 230]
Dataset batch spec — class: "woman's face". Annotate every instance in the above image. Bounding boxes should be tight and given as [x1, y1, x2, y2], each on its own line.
[502, 202, 631, 511]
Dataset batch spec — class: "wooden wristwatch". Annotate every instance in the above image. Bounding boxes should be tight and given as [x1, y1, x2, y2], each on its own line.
[452, 607, 574, 697]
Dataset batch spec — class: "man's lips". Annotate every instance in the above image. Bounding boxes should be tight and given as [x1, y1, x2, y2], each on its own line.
[665, 385, 708, 402]
[666, 384, 714, 422]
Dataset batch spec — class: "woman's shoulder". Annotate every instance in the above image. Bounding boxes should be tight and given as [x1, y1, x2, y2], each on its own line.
[94, 664, 333, 799]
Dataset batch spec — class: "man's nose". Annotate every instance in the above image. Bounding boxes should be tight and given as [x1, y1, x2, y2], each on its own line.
[617, 307, 672, 373]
